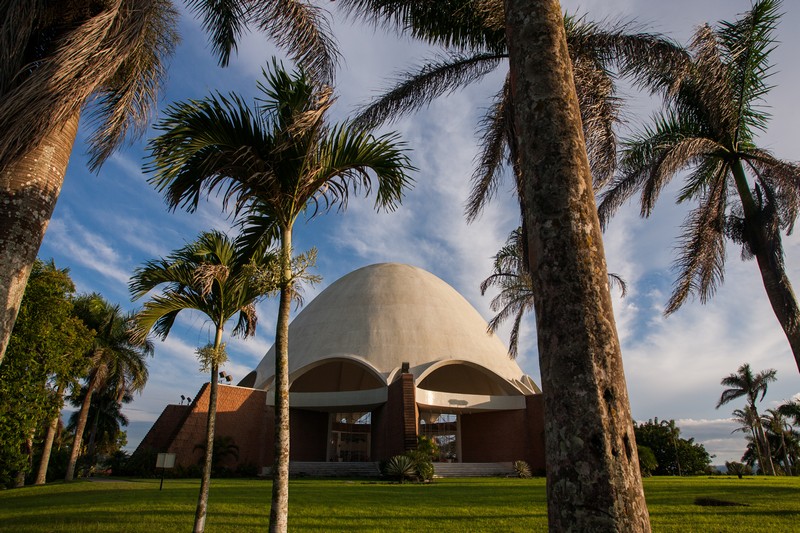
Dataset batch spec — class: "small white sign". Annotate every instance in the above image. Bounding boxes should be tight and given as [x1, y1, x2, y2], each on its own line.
[156, 453, 176, 469]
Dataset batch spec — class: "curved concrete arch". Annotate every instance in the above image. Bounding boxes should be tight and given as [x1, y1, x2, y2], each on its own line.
[289, 355, 387, 392]
[416, 359, 524, 396]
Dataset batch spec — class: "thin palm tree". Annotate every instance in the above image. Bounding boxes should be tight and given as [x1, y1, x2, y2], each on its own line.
[146, 61, 414, 533]
[130, 230, 275, 533]
[0, 1, 179, 365]
[480, 226, 626, 358]
[731, 405, 764, 471]
[598, 0, 800, 372]
[660, 419, 683, 476]
[66, 294, 152, 482]
[717, 362, 778, 475]
[339, 0, 685, 220]
[764, 408, 793, 475]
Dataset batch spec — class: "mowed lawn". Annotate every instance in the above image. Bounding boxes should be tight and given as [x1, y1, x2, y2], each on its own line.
[0, 476, 798, 532]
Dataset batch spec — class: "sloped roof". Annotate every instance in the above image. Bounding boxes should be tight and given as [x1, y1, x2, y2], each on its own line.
[252, 263, 530, 390]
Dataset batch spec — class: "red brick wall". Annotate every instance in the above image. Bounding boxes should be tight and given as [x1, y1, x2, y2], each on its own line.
[165, 384, 271, 470]
[459, 394, 546, 469]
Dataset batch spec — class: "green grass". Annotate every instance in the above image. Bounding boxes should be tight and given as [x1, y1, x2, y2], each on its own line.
[0, 476, 798, 532]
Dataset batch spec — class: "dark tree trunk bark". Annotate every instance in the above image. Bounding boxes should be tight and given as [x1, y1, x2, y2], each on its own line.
[503, 1, 650, 530]
[0, 114, 79, 366]
[194, 330, 222, 533]
[269, 226, 292, 533]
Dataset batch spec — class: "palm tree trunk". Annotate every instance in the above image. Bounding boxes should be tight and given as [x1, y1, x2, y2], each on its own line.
[35, 382, 67, 485]
[194, 328, 223, 533]
[731, 161, 800, 373]
[66, 371, 100, 481]
[0, 113, 80, 366]
[754, 417, 776, 476]
[269, 225, 292, 533]
[504, 1, 650, 530]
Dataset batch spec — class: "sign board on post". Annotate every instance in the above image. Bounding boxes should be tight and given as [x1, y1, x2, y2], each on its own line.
[156, 453, 176, 469]
[156, 453, 176, 490]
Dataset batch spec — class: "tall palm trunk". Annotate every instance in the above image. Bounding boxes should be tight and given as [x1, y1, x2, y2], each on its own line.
[35, 382, 67, 485]
[66, 367, 102, 481]
[732, 161, 800, 373]
[753, 415, 776, 475]
[270, 225, 292, 533]
[194, 327, 223, 533]
[504, 0, 650, 530]
[0, 114, 80, 365]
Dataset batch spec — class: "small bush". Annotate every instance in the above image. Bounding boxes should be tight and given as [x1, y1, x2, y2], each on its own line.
[725, 461, 752, 479]
[385, 455, 416, 483]
[513, 460, 532, 479]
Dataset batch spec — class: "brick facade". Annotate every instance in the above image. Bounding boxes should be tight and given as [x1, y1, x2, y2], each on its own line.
[135, 379, 546, 472]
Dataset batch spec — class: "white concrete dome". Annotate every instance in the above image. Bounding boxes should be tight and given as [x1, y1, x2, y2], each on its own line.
[251, 263, 538, 400]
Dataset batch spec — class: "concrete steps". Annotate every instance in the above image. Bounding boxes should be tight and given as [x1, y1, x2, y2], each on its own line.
[289, 461, 381, 478]
[433, 462, 515, 478]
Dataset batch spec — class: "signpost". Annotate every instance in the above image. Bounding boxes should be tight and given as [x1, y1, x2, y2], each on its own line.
[156, 453, 176, 491]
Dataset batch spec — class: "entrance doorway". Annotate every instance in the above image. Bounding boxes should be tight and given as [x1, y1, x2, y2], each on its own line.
[328, 412, 371, 462]
[419, 411, 459, 462]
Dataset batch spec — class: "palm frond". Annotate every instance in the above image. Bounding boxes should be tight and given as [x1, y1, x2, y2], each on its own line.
[466, 76, 512, 222]
[338, 0, 506, 53]
[353, 51, 504, 128]
[745, 150, 800, 233]
[0, 0, 178, 173]
[717, 0, 780, 139]
[665, 173, 728, 314]
[185, 0, 248, 67]
[251, 0, 339, 85]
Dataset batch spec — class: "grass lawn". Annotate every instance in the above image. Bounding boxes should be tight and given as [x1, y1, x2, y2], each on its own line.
[0, 476, 798, 532]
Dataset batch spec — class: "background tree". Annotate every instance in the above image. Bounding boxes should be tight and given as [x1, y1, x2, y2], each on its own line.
[0, 259, 92, 488]
[716, 362, 778, 475]
[481, 227, 626, 358]
[67, 383, 133, 471]
[65, 295, 151, 482]
[130, 230, 276, 533]
[730, 406, 768, 473]
[763, 408, 796, 475]
[145, 62, 414, 533]
[598, 0, 800, 372]
[634, 419, 711, 476]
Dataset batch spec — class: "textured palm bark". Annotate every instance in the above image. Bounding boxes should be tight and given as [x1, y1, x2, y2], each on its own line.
[35, 382, 67, 485]
[503, 1, 650, 530]
[269, 226, 292, 533]
[730, 162, 800, 374]
[65, 369, 100, 481]
[194, 345, 221, 533]
[0, 114, 80, 366]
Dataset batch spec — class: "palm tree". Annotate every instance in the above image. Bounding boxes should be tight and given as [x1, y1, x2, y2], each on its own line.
[480, 227, 626, 358]
[65, 294, 152, 482]
[0, 1, 179, 365]
[716, 362, 778, 475]
[778, 399, 800, 426]
[130, 230, 274, 533]
[731, 405, 766, 472]
[146, 62, 414, 533]
[339, 0, 685, 221]
[0, 0, 339, 365]
[659, 419, 682, 477]
[68, 382, 132, 468]
[763, 408, 793, 475]
[598, 0, 800, 372]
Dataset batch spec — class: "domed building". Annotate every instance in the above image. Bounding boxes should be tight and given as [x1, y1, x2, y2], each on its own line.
[135, 264, 545, 475]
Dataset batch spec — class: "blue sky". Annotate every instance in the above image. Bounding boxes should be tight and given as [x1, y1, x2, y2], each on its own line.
[40, 0, 800, 463]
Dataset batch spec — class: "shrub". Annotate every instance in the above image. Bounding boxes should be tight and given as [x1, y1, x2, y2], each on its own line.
[513, 460, 532, 478]
[725, 461, 752, 479]
[385, 455, 416, 483]
[637, 445, 658, 477]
